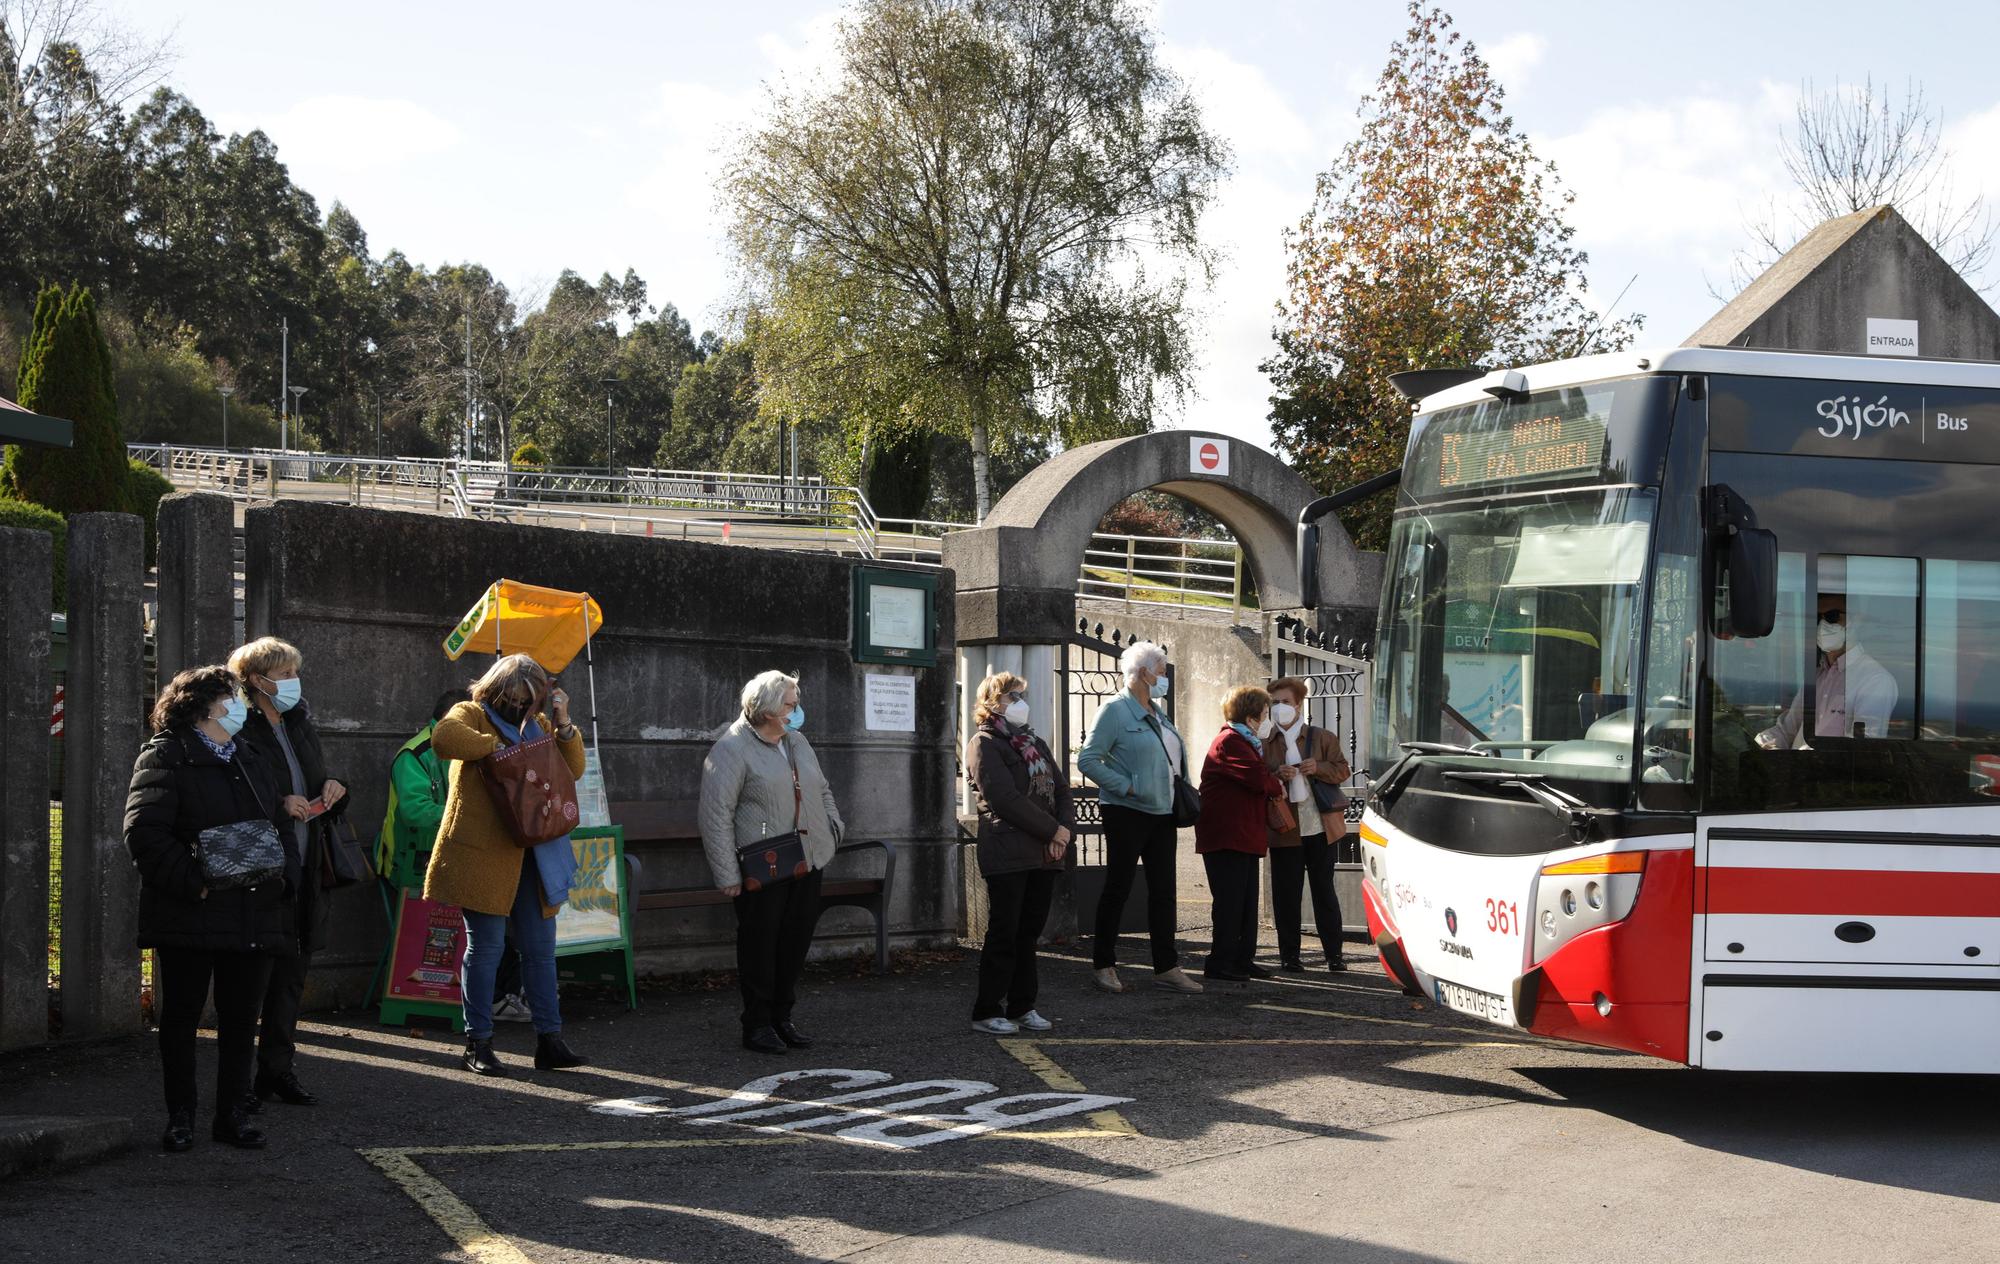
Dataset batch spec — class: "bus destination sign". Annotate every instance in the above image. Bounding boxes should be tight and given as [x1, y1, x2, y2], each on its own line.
[1436, 411, 1608, 490]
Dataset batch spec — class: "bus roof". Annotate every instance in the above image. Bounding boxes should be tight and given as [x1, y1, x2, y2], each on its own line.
[1416, 346, 2000, 413]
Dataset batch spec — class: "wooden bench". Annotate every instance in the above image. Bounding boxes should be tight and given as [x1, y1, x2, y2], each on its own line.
[612, 799, 898, 974]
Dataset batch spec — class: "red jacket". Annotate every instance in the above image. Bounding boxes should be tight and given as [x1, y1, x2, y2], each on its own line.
[1194, 727, 1284, 857]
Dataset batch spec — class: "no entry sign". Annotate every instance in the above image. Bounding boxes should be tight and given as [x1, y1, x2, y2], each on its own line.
[1190, 436, 1230, 475]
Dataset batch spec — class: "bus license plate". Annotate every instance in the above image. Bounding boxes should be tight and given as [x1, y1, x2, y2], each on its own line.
[1434, 979, 1515, 1026]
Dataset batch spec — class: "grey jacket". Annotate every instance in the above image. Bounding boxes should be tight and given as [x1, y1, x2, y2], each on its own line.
[699, 718, 844, 889]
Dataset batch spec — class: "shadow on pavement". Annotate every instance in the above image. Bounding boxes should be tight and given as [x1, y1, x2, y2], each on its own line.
[1519, 1064, 2000, 1204]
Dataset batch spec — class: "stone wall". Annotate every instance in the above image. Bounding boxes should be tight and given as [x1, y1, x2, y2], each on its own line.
[243, 501, 961, 1002]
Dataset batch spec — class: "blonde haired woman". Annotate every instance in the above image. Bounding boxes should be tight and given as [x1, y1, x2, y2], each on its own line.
[228, 635, 343, 1108]
[424, 654, 589, 1076]
[965, 673, 1074, 1036]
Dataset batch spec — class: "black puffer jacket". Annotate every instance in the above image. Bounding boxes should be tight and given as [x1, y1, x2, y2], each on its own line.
[123, 728, 298, 955]
[236, 702, 342, 953]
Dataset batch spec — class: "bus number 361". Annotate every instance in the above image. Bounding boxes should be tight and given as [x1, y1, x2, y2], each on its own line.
[1486, 900, 1519, 936]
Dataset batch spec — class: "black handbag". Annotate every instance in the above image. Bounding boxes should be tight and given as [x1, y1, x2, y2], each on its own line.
[1147, 714, 1202, 827]
[320, 815, 373, 889]
[197, 819, 287, 890]
[736, 738, 810, 892]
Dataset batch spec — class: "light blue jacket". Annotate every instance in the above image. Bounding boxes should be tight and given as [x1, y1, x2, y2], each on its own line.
[1078, 692, 1183, 816]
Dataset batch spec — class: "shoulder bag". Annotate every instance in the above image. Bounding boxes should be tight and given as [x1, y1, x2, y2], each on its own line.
[196, 761, 285, 891]
[478, 710, 582, 847]
[320, 814, 374, 889]
[1305, 726, 1348, 816]
[737, 737, 810, 891]
[1145, 713, 1202, 828]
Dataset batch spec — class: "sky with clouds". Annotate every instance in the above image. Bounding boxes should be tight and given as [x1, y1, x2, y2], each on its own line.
[113, 0, 2000, 454]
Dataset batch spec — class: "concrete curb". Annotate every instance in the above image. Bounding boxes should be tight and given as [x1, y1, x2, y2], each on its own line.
[0, 1116, 132, 1180]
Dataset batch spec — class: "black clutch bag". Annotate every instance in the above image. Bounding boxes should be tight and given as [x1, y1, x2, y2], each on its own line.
[736, 738, 808, 891]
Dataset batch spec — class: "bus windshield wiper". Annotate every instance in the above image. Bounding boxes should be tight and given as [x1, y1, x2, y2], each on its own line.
[1441, 769, 1599, 842]
[1374, 741, 1494, 805]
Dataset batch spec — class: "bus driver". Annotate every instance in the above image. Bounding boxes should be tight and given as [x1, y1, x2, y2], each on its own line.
[1756, 592, 1898, 748]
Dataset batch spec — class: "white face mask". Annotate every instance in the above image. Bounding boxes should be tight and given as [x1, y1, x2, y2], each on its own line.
[1817, 623, 1847, 654]
[1004, 699, 1030, 728]
[1254, 717, 1275, 740]
[1272, 703, 1298, 728]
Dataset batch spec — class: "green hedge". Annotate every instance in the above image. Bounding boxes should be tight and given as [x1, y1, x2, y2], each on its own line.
[126, 458, 173, 564]
[0, 497, 66, 611]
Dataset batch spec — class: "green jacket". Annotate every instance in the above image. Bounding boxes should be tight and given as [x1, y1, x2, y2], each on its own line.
[378, 722, 448, 880]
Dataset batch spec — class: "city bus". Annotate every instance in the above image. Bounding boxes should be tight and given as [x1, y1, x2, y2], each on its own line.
[1298, 346, 2000, 1072]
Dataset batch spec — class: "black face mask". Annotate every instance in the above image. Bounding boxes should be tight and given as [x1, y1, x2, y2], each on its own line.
[495, 695, 535, 726]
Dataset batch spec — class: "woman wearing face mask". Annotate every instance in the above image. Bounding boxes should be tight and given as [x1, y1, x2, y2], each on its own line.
[1193, 686, 1287, 982]
[1263, 678, 1352, 972]
[124, 666, 296, 1152]
[964, 673, 1075, 1035]
[228, 636, 345, 1108]
[425, 654, 590, 1075]
[700, 670, 845, 1054]
[1078, 640, 1203, 995]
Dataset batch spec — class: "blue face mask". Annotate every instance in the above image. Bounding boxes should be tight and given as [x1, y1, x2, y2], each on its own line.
[216, 697, 248, 738]
[264, 676, 302, 716]
[1149, 674, 1170, 700]
[785, 704, 806, 732]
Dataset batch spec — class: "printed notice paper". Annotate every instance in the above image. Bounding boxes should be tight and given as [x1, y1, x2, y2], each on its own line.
[864, 673, 918, 732]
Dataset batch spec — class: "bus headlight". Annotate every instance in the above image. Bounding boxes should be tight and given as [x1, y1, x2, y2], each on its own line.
[1531, 851, 1646, 965]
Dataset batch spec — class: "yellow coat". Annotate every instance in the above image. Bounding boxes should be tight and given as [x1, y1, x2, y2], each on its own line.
[422, 702, 587, 917]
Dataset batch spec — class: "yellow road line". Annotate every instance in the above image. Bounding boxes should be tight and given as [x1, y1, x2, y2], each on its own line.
[361, 1138, 805, 1263]
[1032, 1036, 1532, 1048]
[996, 1039, 1139, 1138]
[1246, 1003, 1495, 1034]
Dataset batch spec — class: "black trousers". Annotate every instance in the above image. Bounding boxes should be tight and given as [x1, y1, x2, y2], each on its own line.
[1271, 832, 1343, 964]
[156, 948, 273, 1116]
[974, 868, 1058, 1020]
[1203, 851, 1261, 976]
[1092, 804, 1180, 972]
[256, 948, 312, 1076]
[734, 867, 824, 1032]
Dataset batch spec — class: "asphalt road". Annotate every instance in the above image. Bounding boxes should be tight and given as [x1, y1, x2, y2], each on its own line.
[4, 919, 1999, 1263]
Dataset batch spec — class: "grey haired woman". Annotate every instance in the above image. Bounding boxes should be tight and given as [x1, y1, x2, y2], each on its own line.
[699, 669, 845, 1054]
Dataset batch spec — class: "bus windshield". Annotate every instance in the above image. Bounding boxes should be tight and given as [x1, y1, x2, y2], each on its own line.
[1373, 485, 1658, 791]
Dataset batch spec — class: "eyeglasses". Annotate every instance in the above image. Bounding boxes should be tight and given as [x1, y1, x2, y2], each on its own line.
[1818, 609, 1846, 626]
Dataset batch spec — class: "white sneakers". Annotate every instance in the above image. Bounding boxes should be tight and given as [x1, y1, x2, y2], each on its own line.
[1153, 967, 1204, 994]
[492, 993, 533, 1023]
[1093, 967, 1126, 994]
[972, 1011, 1054, 1035]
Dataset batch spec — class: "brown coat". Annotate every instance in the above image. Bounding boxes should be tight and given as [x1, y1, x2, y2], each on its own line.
[422, 702, 587, 917]
[1262, 724, 1350, 848]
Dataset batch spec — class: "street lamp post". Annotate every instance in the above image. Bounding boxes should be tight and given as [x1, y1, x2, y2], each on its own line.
[600, 377, 621, 477]
[288, 386, 307, 456]
[218, 385, 234, 450]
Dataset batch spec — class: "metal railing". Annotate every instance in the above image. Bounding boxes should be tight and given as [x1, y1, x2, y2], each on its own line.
[133, 443, 1260, 622]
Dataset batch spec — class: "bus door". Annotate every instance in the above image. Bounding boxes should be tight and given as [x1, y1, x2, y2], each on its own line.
[1695, 421, 2000, 1071]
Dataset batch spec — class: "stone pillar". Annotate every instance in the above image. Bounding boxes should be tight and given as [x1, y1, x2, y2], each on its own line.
[155, 492, 237, 679]
[59, 514, 145, 1039]
[0, 527, 53, 1051]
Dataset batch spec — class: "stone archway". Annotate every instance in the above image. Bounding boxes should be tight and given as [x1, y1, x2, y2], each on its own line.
[941, 429, 1374, 646]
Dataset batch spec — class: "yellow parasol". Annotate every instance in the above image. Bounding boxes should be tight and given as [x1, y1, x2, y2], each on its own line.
[443, 579, 603, 671]
[442, 581, 607, 808]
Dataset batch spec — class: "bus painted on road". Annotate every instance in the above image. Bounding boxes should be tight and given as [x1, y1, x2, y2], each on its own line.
[1305, 347, 2000, 1072]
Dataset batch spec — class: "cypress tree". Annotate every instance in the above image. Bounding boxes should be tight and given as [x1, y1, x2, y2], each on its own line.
[4, 282, 131, 515]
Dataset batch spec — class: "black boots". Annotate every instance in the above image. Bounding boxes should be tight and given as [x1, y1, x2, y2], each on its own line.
[534, 1033, 589, 1071]
[211, 1108, 267, 1149]
[774, 1021, 814, 1049]
[161, 1107, 195, 1153]
[463, 1038, 506, 1077]
[742, 1026, 788, 1055]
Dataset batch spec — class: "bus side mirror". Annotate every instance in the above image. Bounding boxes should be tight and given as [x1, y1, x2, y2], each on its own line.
[1723, 527, 1778, 639]
[1297, 519, 1321, 610]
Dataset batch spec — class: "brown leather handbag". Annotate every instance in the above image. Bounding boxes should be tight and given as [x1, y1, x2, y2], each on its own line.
[478, 714, 580, 847]
[1267, 795, 1297, 834]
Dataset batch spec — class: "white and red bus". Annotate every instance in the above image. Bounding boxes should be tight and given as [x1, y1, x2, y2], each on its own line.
[1300, 347, 2000, 1072]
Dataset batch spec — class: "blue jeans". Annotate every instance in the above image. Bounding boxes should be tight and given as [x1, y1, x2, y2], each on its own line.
[461, 852, 560, 1040]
